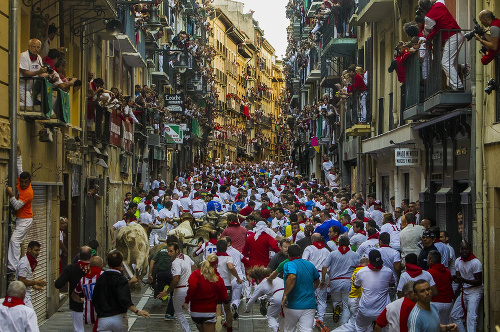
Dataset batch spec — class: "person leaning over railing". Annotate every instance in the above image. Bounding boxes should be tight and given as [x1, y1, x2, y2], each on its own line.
[19, 38, 50, 106]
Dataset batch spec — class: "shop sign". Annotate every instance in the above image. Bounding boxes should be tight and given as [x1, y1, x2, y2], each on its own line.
[164, 94, 184, 112]
[165, 124, 183, 143]
[395, 148, 420, 166]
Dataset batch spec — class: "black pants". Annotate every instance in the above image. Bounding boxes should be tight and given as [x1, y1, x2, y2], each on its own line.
[157, 270, 175, 315]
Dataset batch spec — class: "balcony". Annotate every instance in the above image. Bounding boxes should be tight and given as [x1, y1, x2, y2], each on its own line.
[345, 92, 371, 136]
[115, 7, 147, 67]
[305, 48, 321, 83]
[356, 0, 394, 24]
[403, 30, 472, 121]
[320, 6, 357, 58]
[320, 55, 355, 87]
[19, 78, 71, 125]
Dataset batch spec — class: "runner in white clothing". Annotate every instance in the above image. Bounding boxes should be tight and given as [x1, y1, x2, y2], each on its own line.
[246, 267, 284, 332]
[321, 236, 360, 325]
[356, 228, 379, 258]
[397, 253, 437, 298]
[157, 243, 194, 332]
[302, 233, 330, 324]
[0, 281, 38, 332]
[224, 237, 247, 317]
[354, 250, 395, 332]
[380, 212, 401, 251]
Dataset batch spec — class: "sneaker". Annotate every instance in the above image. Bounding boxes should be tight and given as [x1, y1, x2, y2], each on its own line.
[333, 305, 340, 323]
[164, 314, 175, 321]
[316, 319, 329, 332]
[259, 298, 268, 316]
[231, 303, 239, 320]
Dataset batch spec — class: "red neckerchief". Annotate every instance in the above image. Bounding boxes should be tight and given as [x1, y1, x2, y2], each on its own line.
[312, 241, 325, 249]
[460, 253, 477, 262]
[368, 264, 383, 270]
[78, 260, 91, 274]
[330, 235, 339, 244]
[289, 257, 301, 261]
[379, 244, 391, 248]
[216, 252, 229, 257]
[229, 221, 240, 226]
[176, 252, 185, 260]
[2, 296, 25, 307]
[86, 266, 102, 279]
[338, 246, 350, 255]
[28, 51, 38, 62]
[208, 238, 217, 246]
[356, 229, 367, 236]
[367, 232, 379, 240]
[405, 263, 423, 278]
[26, 253, 38, 272]
[434, 239, 442, 243]
[181, 195, 188, 198]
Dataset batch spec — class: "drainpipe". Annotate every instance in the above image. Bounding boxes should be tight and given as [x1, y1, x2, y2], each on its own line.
[3, 0, 18, 297]
[472, 0, 488, 329]
[79, 31, 88, 247]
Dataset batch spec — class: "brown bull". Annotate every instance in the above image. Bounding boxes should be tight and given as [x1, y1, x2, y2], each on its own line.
[116, 223, 149, 280]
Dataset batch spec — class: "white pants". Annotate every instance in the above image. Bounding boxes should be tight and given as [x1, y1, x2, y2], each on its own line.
[450, 287, 483, 332]
[173, 287, 191, 332]
[281, 308, 316, 332]
[24, 294, 33, 309]
[71, 311, 85, 332]
[420, 47, 430, 80]
[354, 311, 376, 332]
[331, 291, 350, 325]
[97, 313, 128, 332]
[316, 284, 328, 322]
[431, 301, 452, 324]
[333, 297, 359, 332]
[268, 292, 283, 332]
[442, 33, 464, 89]
[231, 277, 244, 308]
[358, 92, 367, 122]
[192, 212, 204, 219]
[8, 218, 33, 271]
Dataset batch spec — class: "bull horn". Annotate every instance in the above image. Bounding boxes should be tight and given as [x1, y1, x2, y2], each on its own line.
[195, 218, 203, 223]
[172, 218, 181, 222]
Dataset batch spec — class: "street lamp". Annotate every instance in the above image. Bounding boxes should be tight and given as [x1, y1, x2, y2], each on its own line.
[145, 6, 163, 35]
[176, 52, 190, 73]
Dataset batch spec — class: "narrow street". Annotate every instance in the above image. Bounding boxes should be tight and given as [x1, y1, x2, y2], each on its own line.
[40, 281, 338, 332]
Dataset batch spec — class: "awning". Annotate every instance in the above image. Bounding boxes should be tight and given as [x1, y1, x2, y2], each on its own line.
[362, 123, 423, 154]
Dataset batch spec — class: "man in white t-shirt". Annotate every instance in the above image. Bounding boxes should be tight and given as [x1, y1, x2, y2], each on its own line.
[303, 233, 330, 325]
[399, 213, 425, 258]
[377, 232, 402, 300]
[19, 39, 49, 106]
[15, 241, 47, 308]
[157, 243, 194, 332]
[225, 236, 247, 318]
[356, 228, 379, 258]
[397, 253, 437, 298]
[170, 193, 184, 218]
[0, 281, 39, 331]
[139, 205, 153, 225]
[450, 241, 483, 332]
[354, 250, 395, 332]
[216, 240, 243, 331]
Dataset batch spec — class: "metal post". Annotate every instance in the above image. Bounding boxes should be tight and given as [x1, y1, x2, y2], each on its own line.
[79, 31, 87, 248]
[3, 0, 19, 296]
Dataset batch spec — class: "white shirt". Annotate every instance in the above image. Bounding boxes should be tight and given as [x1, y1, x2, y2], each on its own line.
[455, 257, 483, 293]
[179, 196, 192, 212]
[152, 179, 165, 190]
[194, 242, 217, 260]
[112, 220, 137, 230]
[326, 240, 338, 251]
[217, 255, 234, 286]
[323, 249, 360, 290]
[350, 232, 367, 248]
[139, 212, 152, 225]
[356, 238, 379, 258]
[397, 270, 435, 292]
[191, 199, 207, 214]
[288, 231, 305, 243]
[15, 256, 34, 302]
[0, 299, 39, 332]
[399, 224, 425, 257]
[378, 246, 401, 283]
[227, 246, 245, 278]
[370, 209, 384, 228]
[302, 245, 330, 271]
[246, 278, 284, 310]
[171, 255, 194, 287]
[137, 201, 149, 215]
[380, 223, 401, 250]
[158, 208, 174, 221]
[170, 200, 183, 218]
[354, 266, 395, 317]
[445, 243, 456, 275]
[434, 241, 450, 267]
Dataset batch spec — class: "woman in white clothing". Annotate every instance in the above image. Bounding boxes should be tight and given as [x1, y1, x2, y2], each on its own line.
[245, 267, 284, 332]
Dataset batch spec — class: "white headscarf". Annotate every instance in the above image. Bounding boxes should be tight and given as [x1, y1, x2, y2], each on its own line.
[254, 221, 268, 240]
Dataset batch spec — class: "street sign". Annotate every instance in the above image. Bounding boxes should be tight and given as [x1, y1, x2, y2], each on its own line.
[395, 148, 420, 166]
[165, 124, 183, 143]
[164, 93, 184, 112]
[179, 123, 187, 131]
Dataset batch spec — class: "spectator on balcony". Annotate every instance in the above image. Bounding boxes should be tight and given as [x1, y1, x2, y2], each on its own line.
[54, 58, 82, 93]
[41, 21, 58, 58]
[19, 38, 49, 105]
[346, 64, 368, 124]
[476, 10, 500, 65]
[419, 0, 464, 90]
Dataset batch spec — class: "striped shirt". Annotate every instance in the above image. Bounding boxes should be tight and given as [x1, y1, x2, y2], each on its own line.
[407, 303, 440, 332]
[74, 270, 103, 325]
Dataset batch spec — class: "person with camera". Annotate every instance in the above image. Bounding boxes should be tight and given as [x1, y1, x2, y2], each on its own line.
[475, 10, 500, 65]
